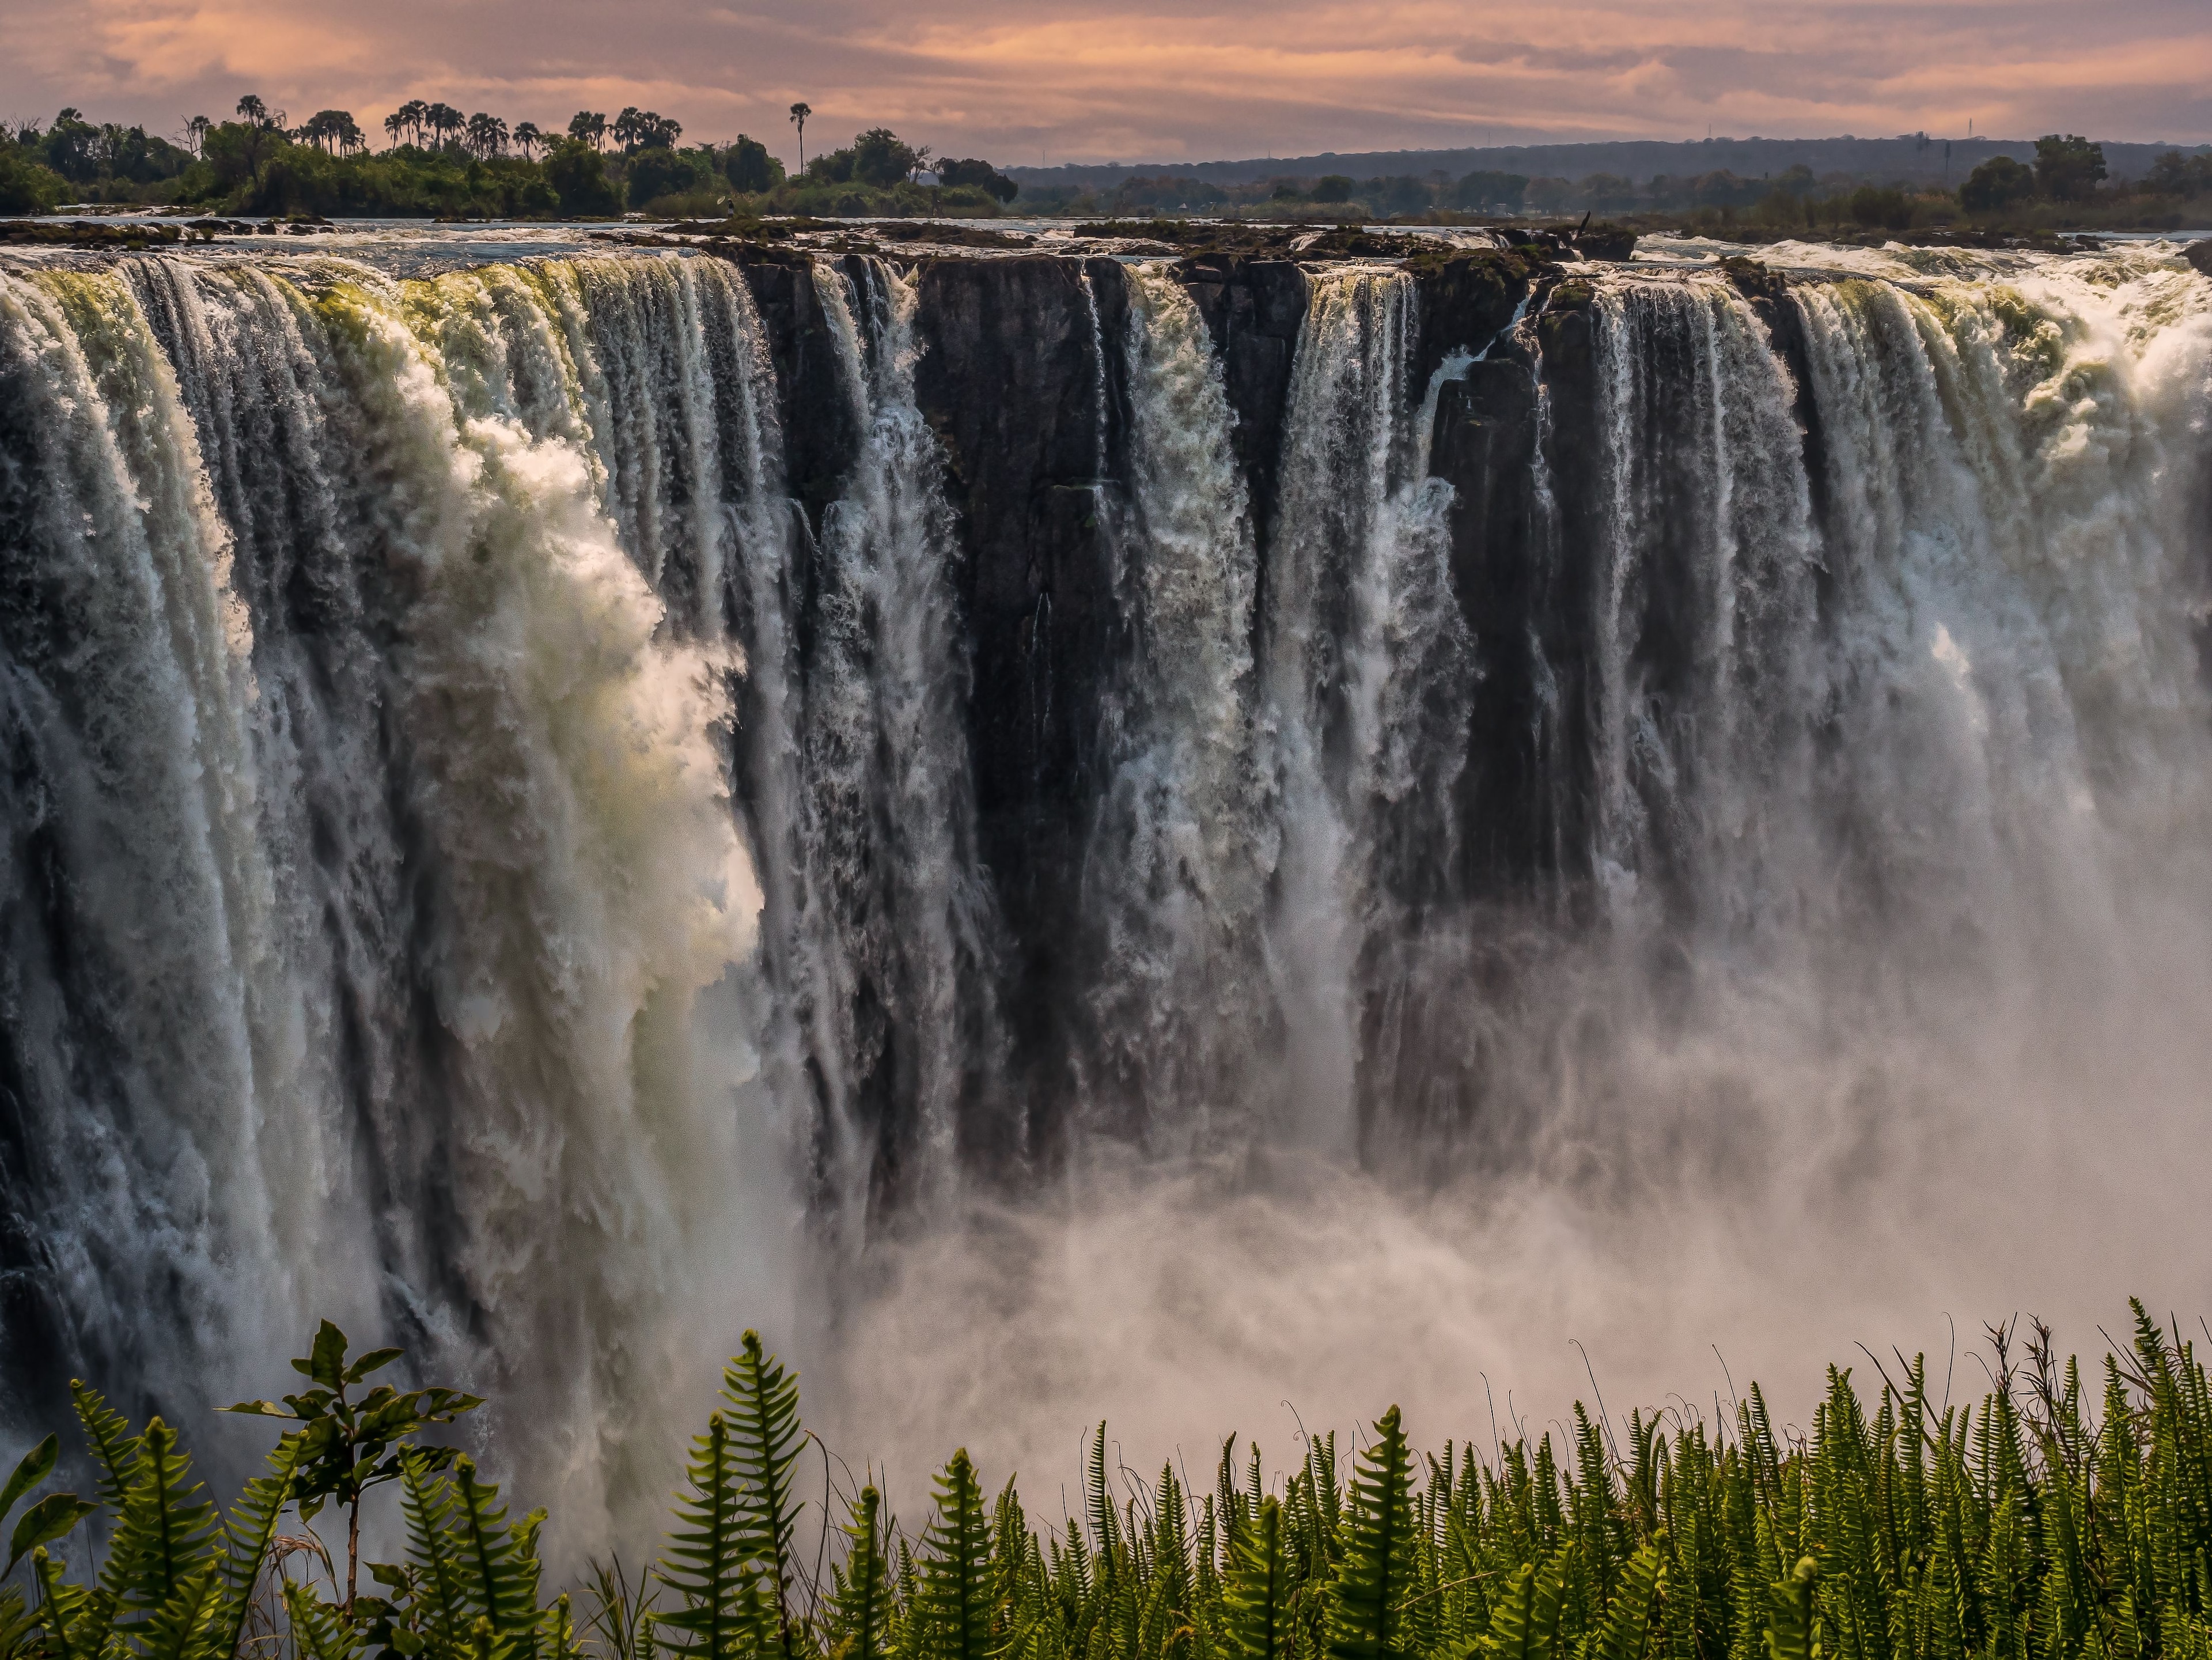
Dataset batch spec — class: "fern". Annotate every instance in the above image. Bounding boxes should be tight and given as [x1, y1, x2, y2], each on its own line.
[210, 1428, 305, 1660]
[99, 1416, 220, 1639]
[448, 1457, 542, 1659]
[1760, 1559, 1816, 1660]
[919, 1451, 994, 1660]
[831, 1486, 894, 1660]
[655, 1415, 759, 1660]
[403, 1446, 479, 1660]
[138, 1561, 222, 1660]
[1331, 1408, 1421, 1660]
[1586, 1541, 1664, 1660]
[1484, 1550, 1571, 1660]
[1225, 1497, 1292, 1660]
[726, 1332, 806, 1660]
[70, 1381, 140, 1513]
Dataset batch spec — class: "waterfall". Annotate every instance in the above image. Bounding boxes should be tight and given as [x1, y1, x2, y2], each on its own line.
[3, 240, 2210, 1542]
[1077, 263, 1267, 1144]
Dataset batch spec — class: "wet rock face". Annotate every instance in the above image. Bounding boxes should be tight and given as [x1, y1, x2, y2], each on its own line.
[1410, 251, 1539, 392]
[1172, 256, 1308, 535]
[738, 252, 865, 535]
[910, 255, 1133, 1119]
[2186, 239, 2212, 278]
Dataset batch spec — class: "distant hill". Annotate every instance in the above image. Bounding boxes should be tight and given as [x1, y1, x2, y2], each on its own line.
[1005, 134, 2212, 191]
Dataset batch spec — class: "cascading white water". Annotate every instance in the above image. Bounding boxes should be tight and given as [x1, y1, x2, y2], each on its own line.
[3, 240, 2210, 1550]
[1257, 265, 1478, 1151]
[1078, 264, 1268, 1143]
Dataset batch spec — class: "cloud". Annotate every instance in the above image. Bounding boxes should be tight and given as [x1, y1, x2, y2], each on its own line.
[4, 0, 2206, 186]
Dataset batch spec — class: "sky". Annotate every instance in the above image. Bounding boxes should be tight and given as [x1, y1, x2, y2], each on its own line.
[4, 0, 2210, 169]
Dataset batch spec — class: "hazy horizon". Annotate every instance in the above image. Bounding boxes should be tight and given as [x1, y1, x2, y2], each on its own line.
[5, 0, 2208, 171]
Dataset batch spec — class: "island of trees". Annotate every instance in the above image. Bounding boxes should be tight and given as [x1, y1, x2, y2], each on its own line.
[0, 96, 1021, 219]
[1, 98, 2206, 236]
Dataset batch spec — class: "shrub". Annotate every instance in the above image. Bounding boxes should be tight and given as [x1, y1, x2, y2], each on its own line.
[728, 134, 784, 194]
[1849, 184, 1912, 230]
[1961, 154, 2036, 213]
[624, 144, 711, 209]
[0, 146, 68, 212]
[545, 138, 620, 214]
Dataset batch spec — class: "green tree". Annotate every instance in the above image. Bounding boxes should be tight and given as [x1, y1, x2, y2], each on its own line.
[1452, 169, 1527, 209]
[938, 157, 1016, 201]
[727, 134, 783, 193]
[464, 112, 507, 158]
[547, 135, 620, 213]
[0, 141, 67, 210]
[2033, 134, 2106, 201]
[1848, 185, 1911, 229]
[1960, 154, 2034, 211]
[1312, 175, 1355, 203]
[568, 110, 607, 150]
[850, 127, 918, 186]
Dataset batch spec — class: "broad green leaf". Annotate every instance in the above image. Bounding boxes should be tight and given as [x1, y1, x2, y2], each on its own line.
[7, 1493, 96, 1577]
[0, 1436, 58, 1523]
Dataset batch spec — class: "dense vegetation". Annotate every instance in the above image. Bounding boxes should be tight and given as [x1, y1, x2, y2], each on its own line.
[1033, 135, 2212, 234]
[0, 96, 1017, 219]
[7, 92, 2203, 231]
[6, 1303, 2212, 1660]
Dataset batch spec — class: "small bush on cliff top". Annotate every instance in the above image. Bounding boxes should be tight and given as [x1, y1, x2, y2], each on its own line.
[9, 1303, 2212, 1660]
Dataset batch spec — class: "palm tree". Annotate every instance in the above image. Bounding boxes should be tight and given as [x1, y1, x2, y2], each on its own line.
[789, 101, 810, 171]
[513, 121, 543, 160]
[184, 114, 210, 156]
[611, 107, 642, 153]
[465, 112, 507, 158]
[568, 111, 607, 150]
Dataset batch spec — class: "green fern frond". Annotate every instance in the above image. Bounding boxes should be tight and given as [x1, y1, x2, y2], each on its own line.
[919, 1451, 994, 1660]
[1760, 1559, 1817, 1660]
[287, 1579, 369, 1660]
[99, 1416, 220, 1634]
[403, 1447, 476, 1658]
[725, 1332, 805, 1659]
[1329, 1408, 1419, 1660]
[654, 1414, 759, 1660]
[832, 1487, 893, 1660]
[69, 1380, 140, 1513]
[1225, 1497, 1291, 1660]
[1482, 1548, 1571, 1660]
[1587, 1541, 1665, 1660]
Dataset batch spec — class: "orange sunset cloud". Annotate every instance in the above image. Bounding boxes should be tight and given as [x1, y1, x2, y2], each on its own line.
[4, 0, 2207, 168]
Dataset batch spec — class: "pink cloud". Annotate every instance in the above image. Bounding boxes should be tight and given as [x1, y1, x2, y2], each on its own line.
[3, 0, 2206, 163]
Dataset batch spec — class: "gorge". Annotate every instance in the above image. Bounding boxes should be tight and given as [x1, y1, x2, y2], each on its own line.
[2, 234, 2208, 1552]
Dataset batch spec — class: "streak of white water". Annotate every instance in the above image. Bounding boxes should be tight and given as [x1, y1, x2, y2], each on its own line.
[1081, 263, 1267, 1141]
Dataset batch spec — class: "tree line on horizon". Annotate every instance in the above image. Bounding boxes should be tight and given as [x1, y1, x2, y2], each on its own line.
[0, 94, 1021, 218]
[1047, 134, 2212, 232]
[2, 99, 2202, 230]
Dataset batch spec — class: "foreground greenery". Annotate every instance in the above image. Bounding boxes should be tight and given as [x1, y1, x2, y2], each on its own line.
[7, 1302, 2212, 1660]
